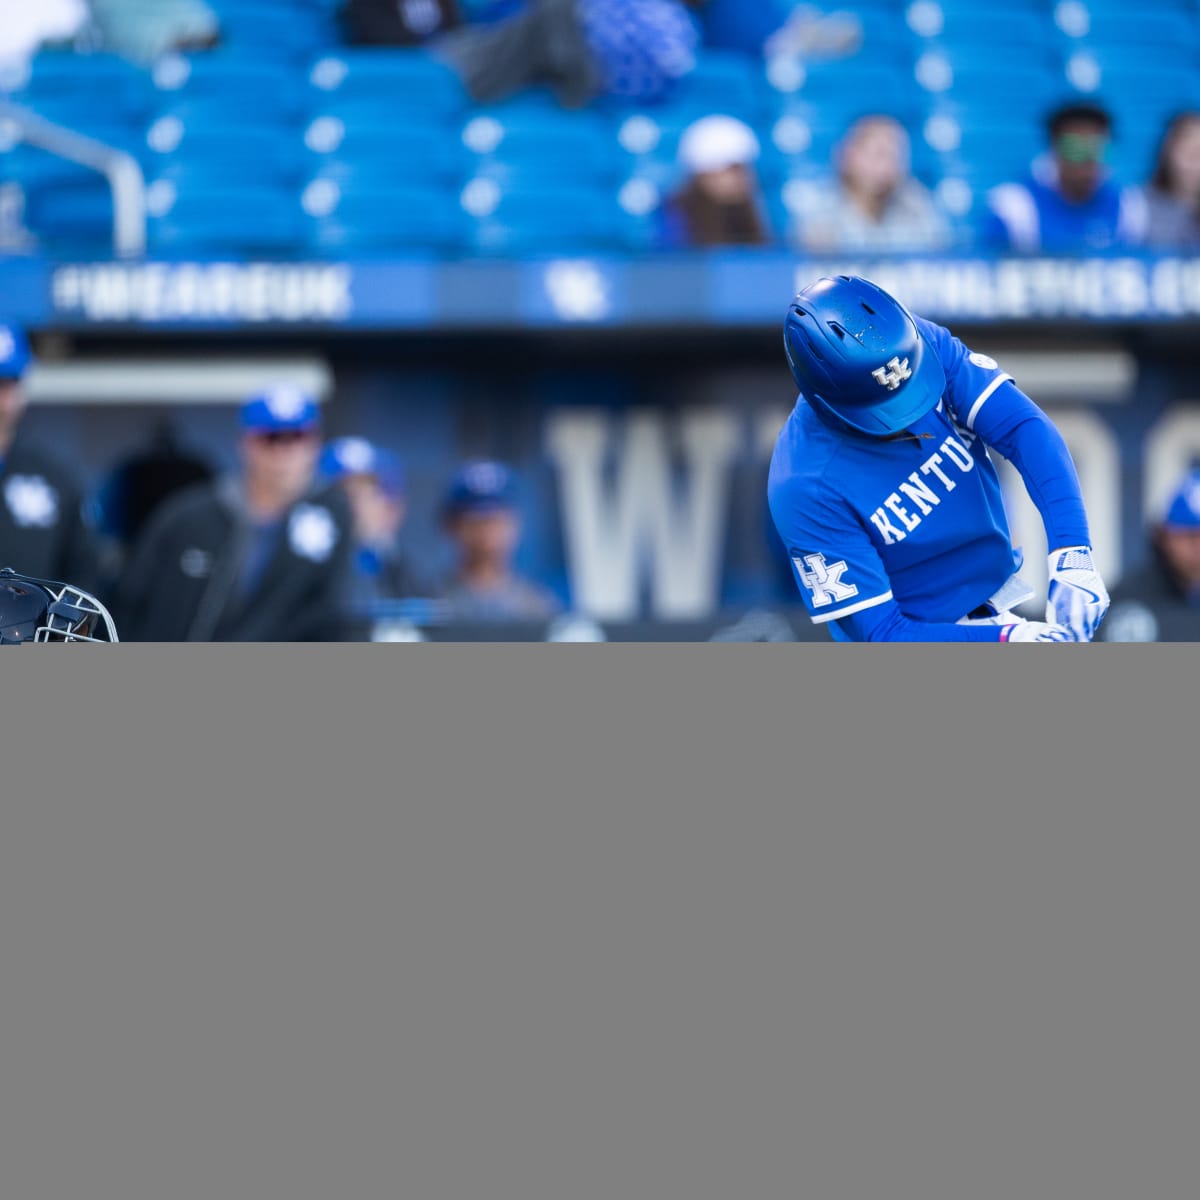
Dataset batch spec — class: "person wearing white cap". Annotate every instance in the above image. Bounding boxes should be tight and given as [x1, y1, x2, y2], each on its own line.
[659, 113, 774, 248]
[112, 384, 356, 641]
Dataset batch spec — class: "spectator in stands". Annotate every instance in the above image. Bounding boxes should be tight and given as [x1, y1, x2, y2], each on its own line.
[318, 435, 427, 611]
[787, 114, 952, 254]
[0, 322, 102, 593]
[113, 384, 356, 641]
[434, 459, 562, 623]
[85, 0, 220, 66]
[431, 0, 700, 110]
[981, 100, 1146, 254]
[1140, 111, 1200, 251]
[1100, 466, 1200, 642]
[659, 114, 773, 248]
[339, 0, 463, 46]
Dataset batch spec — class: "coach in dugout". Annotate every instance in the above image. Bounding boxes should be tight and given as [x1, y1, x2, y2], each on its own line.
[113, 384, 355, 641]
[0, 322, 102, 591]
[1100, 466, 1200, 642]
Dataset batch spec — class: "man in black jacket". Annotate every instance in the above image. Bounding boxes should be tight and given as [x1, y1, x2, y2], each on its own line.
[0, 322, 102, 592]
[113, 384, 355, 641]
[1100, 466, 1200, 642]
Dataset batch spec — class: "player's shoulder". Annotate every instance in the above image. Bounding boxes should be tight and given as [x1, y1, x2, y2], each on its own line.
[768, 400, 851, 507]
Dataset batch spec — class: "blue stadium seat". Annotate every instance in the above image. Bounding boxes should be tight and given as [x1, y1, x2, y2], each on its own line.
[657, 51, 771, 121]
[143, 112, 307, 191]
[1053, 8, 1200, 50]
[459, 111, 622, 184]
[202, 3, 335, 60]
[780, 61, 926, 124]
[149, 55, 303, 119]
[21, 175, 116, 253]
[464, 185, 630, 255]
[905, 5, 1050, 48]
[303, 120, 467, 187]
[306, 50, 469, 117]
[13, 52, 151, 124]
[3, 101, 145, 155]
[303, 184, 468, 254]
[147, 186, 305, 256]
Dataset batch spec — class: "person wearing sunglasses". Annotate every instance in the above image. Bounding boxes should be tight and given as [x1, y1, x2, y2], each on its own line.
[981, 99, 1147, 254]
[112, 384, 355, 641]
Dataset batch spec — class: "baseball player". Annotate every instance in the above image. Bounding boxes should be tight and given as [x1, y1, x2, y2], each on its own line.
[768, 275, 1109, 642]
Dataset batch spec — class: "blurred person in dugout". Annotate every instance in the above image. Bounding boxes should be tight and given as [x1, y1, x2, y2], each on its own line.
[982, 100, 1146, 254]
[0, 322, 102, 593]
[658, 114, 774, 248]
[787, 113, 952, 253]
[93, 417, 216, 591]
[317, 436, 428, 611]
[435, 460, 562, 623]
[113, 385, 355, 641]
[1140, 111, 1200, 251]
[1100, 467, 1200, 643]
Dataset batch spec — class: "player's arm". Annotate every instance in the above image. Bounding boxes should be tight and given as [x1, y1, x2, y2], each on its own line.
[769, 471, 1064, 642]
[927, 321, 1110, 640]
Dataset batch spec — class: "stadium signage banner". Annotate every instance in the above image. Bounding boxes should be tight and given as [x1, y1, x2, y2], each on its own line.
[8, 253, 1200, 329]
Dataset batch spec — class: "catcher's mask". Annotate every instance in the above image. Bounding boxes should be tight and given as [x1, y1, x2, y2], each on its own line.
[0, 567, 119, 644]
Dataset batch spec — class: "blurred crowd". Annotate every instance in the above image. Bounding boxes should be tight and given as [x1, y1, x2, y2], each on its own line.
[0, 322, 564, 641]
[4, 1, 1200, 257]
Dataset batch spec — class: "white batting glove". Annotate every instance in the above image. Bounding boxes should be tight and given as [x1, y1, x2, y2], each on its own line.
[1000, 620, 1077, 642]
[1046, 546, 1109, 642]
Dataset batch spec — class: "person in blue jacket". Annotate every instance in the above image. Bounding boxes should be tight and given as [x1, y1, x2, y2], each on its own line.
[768, 274, 1110, 642]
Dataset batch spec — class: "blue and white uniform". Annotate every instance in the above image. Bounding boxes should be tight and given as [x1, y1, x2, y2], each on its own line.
[769, 318, 1091, 642]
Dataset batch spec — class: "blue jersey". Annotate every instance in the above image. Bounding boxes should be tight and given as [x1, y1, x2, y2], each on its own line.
[768, 317, 1090, 642]
[982, 172, 1146, 254]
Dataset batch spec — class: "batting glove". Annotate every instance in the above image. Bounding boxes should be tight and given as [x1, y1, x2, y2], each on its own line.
[1046, 546, 1109, 642]
[1000, 620, 1077, 642]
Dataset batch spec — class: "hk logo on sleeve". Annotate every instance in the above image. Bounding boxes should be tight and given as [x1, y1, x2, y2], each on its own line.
[794, 553, 858, 608]
[4, 475, 60, 528]
[871, 357, 912, 391]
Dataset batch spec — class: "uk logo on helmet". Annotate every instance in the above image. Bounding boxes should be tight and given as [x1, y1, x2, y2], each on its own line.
[871, 357, 912, 391]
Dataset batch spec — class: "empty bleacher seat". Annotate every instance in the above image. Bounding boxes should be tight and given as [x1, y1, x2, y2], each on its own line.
[303, 118, 466, 187]
[11, 52, 151, 125]
[149, 54, 304, 120]
[147, 185, 305, 256]
[463, 184, 631, 255]
[459, 110, 622, 184]
[304, 182, 468, 254]
[307, 50, 469, 117]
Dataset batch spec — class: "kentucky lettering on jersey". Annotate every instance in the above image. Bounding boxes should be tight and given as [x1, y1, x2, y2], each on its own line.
[867, 433, 976, 544]
[768, 317, 1024, 640]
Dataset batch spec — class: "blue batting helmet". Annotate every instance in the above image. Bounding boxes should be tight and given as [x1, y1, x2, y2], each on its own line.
[783, 275, 946, 436]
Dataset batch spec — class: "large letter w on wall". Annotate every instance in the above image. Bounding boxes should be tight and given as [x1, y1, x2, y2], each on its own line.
[545, 409, 741, 620]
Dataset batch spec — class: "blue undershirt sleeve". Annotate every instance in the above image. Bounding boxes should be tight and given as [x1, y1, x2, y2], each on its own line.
[834, 596, 1008, 642]
[969, 381, 1091, 551]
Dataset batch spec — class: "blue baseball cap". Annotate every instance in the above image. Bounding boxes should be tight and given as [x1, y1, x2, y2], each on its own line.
[1162, 467, 1200, 530]
[240, 384, 321, 435]
[0, 323, 31, 379]
[319, 437, 405, 498]
[442, 460, 519, 516]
